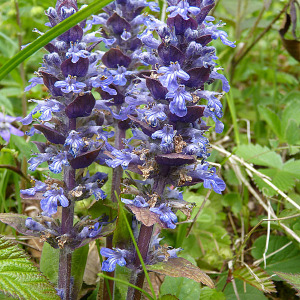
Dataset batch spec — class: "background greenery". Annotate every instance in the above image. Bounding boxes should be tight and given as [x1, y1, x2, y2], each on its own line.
[0, 0, 299, 299]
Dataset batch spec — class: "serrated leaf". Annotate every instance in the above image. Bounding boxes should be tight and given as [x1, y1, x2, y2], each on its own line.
[233, 266, 276, 293]
[217, 277, 267, 300]
[258, 106, 282, 139]
[252, 168, 296, 197]
[251, 235, 300, 274]
[285, 119, 300, 145]
[146, 257, 214, 288]
[0, 235, 59, 300]
[236, 144, 282, 168]
[283, 159, 300, 179]
[274, 272, 300, 296]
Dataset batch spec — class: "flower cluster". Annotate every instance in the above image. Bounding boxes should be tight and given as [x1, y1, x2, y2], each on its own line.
[94, 0, 233, 271]
[11, 0, 234, 293]
[19, 0, 114, 250]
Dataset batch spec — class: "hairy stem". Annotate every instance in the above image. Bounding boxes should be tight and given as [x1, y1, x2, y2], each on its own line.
[111, 124, 126, 203]
[127, 178, 167, 300]
[103, 123, 126, 300]
[58, 118, 76, 300]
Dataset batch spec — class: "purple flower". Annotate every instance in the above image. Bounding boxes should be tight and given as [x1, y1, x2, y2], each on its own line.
[25, 217, 46, 232]
[150, 204, 177, 229]
[105, 149, 140, 170]
[187, 164, 226, 194]
[24, 76, 43, 92]
[138, 30, 160, 49]
[210, 70, 230, 93]
[54, 75, 86, 93]
[152, 124, 176, 153]
[20, 180, 47, 196]
[64, 130, 85, 157]
[121, 196, 149, 208]
[40, 187, 69, 215]
[110, 66, 133, 87]
[78, 222, 103, 239]
[21, 99, 63, 125]
[166, 85, 193, 117]
[142, 105, 166, 127]
[167, 0, 201, 20]
[91, 72, 117, 95]
[28, 153, 52, 171]
[204, 17, 236, 48]
[121, 29, 131, 41]
[100, 248, 128, 272]
[84, 14, 108, 32]
[49, 152, 70, 174]
[0, 112, 24, 142]
[158, 62, 190, 91]
[202, 167, 226, 194]
[66, 42, 90, 63]
[197, 90, 224, 133]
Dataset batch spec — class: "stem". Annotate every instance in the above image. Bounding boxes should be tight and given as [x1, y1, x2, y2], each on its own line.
[127, 178, 167, 300]
[111, 124, 126, 203]
[103, 122, 126, 300]
[58, 118, 76, 300]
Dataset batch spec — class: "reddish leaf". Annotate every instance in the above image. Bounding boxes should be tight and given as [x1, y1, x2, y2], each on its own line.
[146, 257, 214, 288]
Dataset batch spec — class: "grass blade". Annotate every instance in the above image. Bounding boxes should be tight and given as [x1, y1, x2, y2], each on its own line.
[0, 0, 113, 81]
[99, 273, 154, 300]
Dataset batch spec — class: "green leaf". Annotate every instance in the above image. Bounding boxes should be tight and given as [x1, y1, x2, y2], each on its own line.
[251, 235, 300, 274]
[71, 244, 89, 299]
[199, 287, 225, 300]
[221, 193, 242, 214]
[236, 144, 282, 169]
[282, 100, 300, 131]
[159, 295, 179, 300]
[86, 283, 99, 300]
[0, 0, 113, 81]
[285, 119, 300, 145]
[258, 106, 282, 139]
[147, 257, 214, 288]
[40, 243, 59, 284]
[40, 242, 89, 297]
[0, 235, 59, 300]
[0, 292, 13, 300]
[252, 168, 296, 197]
[233, 266, 276, 293]
[217, 277, 267, 300]
[112, 203, 131, 247]
[160, 276, 201, 300]
[274, 272, 300, 296]
[282, 159, 300, 180]
[224, 169, 240, 186]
